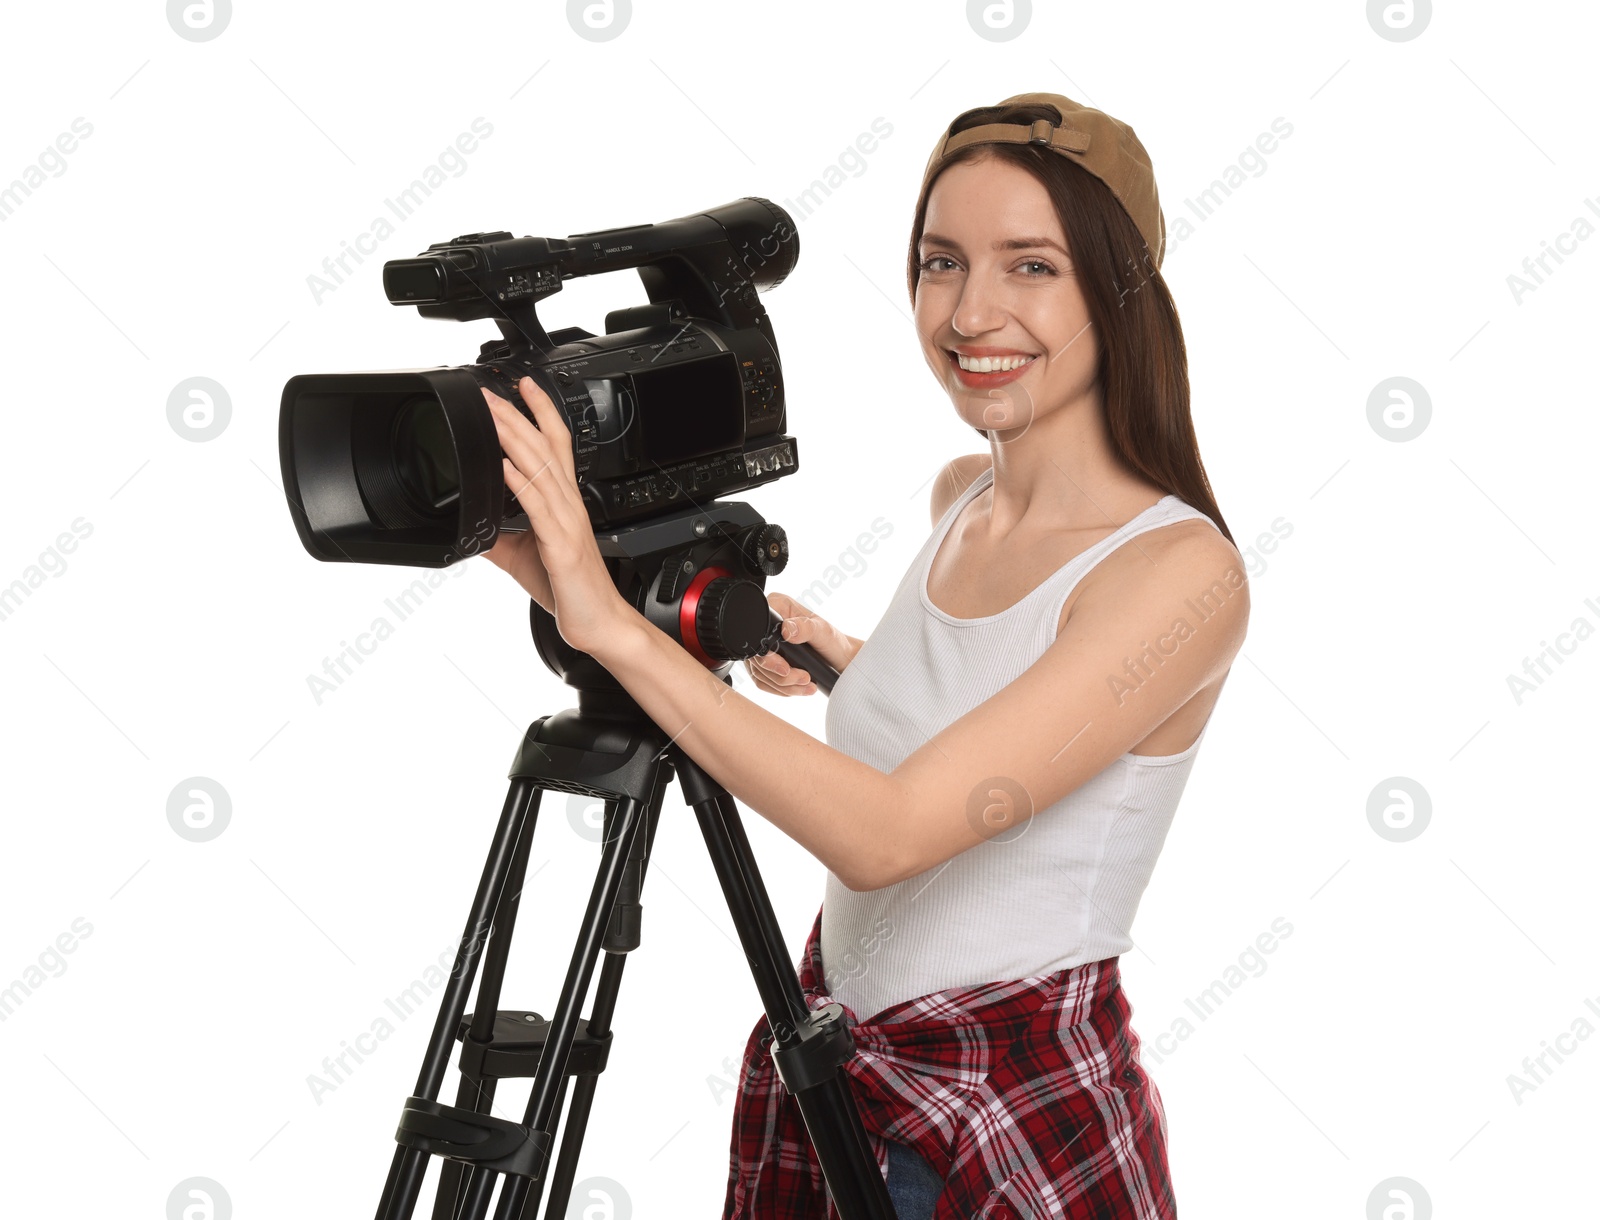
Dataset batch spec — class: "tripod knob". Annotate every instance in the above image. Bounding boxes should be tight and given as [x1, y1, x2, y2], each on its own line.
[694, 577, 778, 662]
[741, 523, 789, 576]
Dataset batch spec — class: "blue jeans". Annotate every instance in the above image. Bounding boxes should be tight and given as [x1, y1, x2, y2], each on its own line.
[886, 1139, 945, 1219]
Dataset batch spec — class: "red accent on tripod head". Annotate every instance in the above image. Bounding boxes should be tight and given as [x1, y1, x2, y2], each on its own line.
[678, 564, 734, 667]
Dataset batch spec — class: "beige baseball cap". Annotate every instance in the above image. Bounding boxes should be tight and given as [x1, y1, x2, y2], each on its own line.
[917, 92, 1166, 270]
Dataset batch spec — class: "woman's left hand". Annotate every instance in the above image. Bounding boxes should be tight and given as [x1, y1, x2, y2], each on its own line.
[486, 376, 629, 655]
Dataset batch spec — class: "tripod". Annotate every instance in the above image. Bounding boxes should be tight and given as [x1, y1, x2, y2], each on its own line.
[370, 499, 897, 1220]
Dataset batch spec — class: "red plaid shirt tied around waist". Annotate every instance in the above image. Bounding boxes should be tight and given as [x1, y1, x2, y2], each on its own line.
[722, 907, 1176, 1220]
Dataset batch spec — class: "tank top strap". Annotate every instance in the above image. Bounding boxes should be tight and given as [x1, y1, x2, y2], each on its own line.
[1036, 489, 1222, 595]
[917, 466, 1223, 627]
[1025, 493, 1220, 631]
[1077, 494, 1221, 565]
[935, 464, 994, 532]
[915, 463, 999, 576]
[939, 466, 1217, 532]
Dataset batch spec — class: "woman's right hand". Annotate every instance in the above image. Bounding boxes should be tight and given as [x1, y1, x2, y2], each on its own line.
[745, 592, 861, 697]
[480, 526, 555, 611]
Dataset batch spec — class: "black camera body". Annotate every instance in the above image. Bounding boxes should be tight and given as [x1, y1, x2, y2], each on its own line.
[279, 197, 800, 568]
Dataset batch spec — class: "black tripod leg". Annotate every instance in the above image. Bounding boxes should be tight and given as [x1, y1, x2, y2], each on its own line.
[682, 773, 896, 1220]
[375, 779, 541, 1220]
[516, 1071, 571, 1220]
[533, 772, 666, 1220]
[457, 786, 652, 1220]
[713, 791, 887, 1182]
[432, 777, 545, 1220]
[529, 961, 609, 1219]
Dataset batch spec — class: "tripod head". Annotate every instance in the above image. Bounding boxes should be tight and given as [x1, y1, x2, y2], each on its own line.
[530, 495, 839, 709]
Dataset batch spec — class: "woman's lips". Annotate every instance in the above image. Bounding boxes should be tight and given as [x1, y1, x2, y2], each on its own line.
[947, 351, 1037, 388]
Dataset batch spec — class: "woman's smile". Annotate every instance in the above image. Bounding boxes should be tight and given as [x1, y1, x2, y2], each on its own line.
[947, 347, 1039, 388]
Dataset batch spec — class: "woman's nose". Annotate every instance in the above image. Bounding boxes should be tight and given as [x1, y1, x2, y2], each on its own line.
[951, 272, 1006, 337]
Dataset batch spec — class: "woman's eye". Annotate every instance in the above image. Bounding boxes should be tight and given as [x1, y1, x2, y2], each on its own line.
[919, 256, 1056, 275]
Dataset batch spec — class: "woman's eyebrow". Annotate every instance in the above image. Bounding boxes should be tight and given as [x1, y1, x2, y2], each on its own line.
[920, 233, 1069, 255]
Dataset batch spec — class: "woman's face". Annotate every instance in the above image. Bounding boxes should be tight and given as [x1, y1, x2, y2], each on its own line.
[913, 154, 1099, 437]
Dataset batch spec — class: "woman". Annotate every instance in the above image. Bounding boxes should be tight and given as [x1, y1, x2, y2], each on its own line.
[482, 92, 1248, 1220]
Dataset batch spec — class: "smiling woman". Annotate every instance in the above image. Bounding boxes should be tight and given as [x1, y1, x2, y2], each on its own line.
[729, 94, 1247, 1220]
[475, 91, 1247, 1220]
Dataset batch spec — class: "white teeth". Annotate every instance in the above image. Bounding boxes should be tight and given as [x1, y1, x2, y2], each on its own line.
[954, 352, 1036, 373]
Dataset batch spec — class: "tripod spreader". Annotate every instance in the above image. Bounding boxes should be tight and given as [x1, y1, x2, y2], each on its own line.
[394, 1097, 553, 1182]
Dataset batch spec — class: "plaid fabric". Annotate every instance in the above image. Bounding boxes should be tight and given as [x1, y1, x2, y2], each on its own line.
[722, 907, 1176, 1219]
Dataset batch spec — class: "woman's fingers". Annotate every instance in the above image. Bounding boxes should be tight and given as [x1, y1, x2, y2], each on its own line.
[774, 608, 811, 642]
[487, 390, 573, 542]
[754, 651, 791, 677]
[516, 376, 577, 483]
[767, 594, 822, 644]
[501, 457, 553, 523]
[746, 652, 814, 695]
[748, 670, 815, 697]
[760, 594, 830, 690]
[487, 391, 560, 487]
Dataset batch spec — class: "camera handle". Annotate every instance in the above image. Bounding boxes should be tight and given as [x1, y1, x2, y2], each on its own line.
[369, 657, 891, 1219]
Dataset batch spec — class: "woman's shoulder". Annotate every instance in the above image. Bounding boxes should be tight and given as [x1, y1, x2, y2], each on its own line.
[928, 453, 993, 525]
[1064, 505, 1249, 644]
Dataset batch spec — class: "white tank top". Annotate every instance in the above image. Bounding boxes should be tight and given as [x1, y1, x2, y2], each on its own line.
[821, 466, 1222, 1020]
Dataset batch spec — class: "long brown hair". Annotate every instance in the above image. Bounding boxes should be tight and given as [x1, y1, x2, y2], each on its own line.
[906, 100, 1234, 545]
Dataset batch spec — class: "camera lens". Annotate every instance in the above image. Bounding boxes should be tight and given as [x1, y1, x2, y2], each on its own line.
[391, 395, 460, 514]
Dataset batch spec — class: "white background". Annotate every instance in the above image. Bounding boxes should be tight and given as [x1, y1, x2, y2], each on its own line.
[1, 1, 1594, 1217]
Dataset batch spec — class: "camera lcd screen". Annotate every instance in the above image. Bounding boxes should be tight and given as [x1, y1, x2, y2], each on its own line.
[632, 352, 745, 465]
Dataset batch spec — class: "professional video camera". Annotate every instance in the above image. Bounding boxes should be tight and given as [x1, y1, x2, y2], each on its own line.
[275, 197, 896, 1219]
[278, 197, 801, 569]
